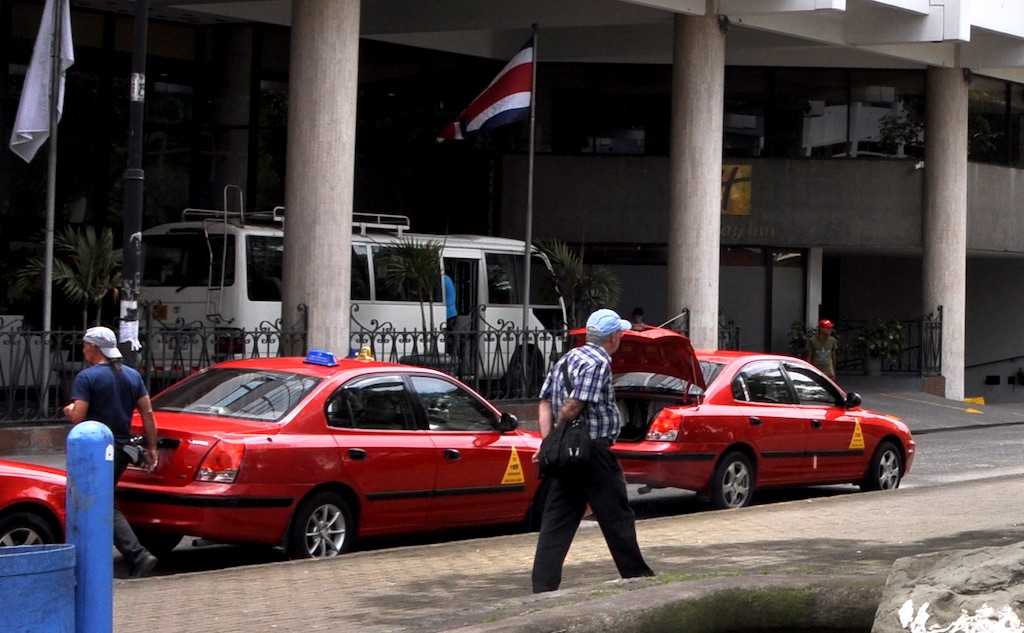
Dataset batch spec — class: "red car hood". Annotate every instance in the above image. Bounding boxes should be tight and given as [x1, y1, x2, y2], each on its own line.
[569, 326, 706, 390]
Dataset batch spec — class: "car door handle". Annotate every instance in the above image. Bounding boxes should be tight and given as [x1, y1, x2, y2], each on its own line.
[348, 448, 368, 460]
[444, 449, 461, 460]
[811, 420, 823, 429]
[748, 417, 762, 426]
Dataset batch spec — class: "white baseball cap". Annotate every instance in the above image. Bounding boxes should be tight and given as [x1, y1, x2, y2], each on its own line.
[83, 326, 123, 360]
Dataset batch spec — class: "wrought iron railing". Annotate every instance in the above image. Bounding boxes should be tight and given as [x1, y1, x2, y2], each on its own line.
[1, 305, 749, 426]
[834, 310, 943, 377]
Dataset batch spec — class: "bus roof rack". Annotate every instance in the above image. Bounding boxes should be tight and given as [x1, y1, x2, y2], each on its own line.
[352, 212, 410, 236]
[180, 185, 284, 227]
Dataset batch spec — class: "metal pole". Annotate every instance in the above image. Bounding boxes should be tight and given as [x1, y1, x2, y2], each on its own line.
[42, 0, 62, 336]
[41, 0, 64, 414]
[520, 25, 538, 376]
[120, 0, 149, 366]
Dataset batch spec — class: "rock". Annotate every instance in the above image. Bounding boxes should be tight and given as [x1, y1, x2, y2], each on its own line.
[873, 542, 1024, 633]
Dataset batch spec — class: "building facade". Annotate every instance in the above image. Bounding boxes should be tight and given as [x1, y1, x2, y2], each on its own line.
[3, 1, 1024, 401]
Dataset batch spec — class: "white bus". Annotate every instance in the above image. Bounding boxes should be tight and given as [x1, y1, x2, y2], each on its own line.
[139, 189, 566, 390]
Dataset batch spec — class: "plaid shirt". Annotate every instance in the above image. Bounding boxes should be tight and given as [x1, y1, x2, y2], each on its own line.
[540, 342, 621, 442]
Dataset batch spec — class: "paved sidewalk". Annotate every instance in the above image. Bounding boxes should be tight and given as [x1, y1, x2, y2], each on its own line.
[110, 475, 1024, 632]
[8, 380, 1024, 631]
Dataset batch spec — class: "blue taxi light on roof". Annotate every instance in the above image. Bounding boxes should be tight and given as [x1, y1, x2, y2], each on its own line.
[304, 349, 339, 367]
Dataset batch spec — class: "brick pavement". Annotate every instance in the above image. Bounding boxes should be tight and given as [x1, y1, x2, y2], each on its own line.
[8, 381, 1024, 631]
[111, 475, 1024, 632]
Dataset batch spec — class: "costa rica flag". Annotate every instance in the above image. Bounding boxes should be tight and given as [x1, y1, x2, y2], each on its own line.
[437, 37, 534, 142]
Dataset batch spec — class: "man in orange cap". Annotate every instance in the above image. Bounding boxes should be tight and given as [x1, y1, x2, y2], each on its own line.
[804, 319, 838, 378]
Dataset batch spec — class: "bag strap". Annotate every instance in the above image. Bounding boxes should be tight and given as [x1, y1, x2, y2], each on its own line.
[560, 360, 574, 394]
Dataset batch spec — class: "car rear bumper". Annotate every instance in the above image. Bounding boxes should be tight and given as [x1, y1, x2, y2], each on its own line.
[613, 445, 717, 491]
[116, 483, 296, 546]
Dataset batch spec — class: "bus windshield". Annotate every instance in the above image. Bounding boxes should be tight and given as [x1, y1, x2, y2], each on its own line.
[142, 232, 235, 287]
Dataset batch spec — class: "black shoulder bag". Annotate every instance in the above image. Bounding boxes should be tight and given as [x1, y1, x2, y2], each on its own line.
[537, 361, 592, 478]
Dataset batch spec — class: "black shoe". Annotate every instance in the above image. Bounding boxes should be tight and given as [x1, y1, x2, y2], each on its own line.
[130, 552, 158, 579]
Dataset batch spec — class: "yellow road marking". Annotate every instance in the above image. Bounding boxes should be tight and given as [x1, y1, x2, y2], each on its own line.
[876, 392, 985, 415]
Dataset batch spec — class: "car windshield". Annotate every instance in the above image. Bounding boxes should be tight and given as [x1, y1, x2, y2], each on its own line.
[612, 361, 725, 398]
[153, 368, 322, 422]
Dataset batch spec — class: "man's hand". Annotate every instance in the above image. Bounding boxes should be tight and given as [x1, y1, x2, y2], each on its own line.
[143, 449, 158, 473]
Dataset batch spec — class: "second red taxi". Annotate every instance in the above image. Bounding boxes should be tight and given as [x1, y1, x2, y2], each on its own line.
[575, 326, 916, 509]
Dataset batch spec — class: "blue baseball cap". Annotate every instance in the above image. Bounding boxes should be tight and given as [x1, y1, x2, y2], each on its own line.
[586, 309, 632, 336]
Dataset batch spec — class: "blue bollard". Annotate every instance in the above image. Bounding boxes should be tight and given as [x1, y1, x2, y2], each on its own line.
[67, 421, 114, 633]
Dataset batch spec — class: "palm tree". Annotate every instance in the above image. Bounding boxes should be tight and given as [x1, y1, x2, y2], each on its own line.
[378, 238, 443, 334]
[15, 226, 123, 330]
[535, 239, 621, 328]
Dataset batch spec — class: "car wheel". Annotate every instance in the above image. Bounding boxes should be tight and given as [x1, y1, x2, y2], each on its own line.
[0, 511, 58, 546]
[135, 530, 183, 558]
[709, 452, 754, 509]
[287, 492, 353, 559]
[861, 440, 902, 491]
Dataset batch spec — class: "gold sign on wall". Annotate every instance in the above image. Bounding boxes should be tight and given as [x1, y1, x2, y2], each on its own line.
[722, 164, 751, 216]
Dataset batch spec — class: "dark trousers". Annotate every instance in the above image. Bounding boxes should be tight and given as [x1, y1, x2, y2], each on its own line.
[113, 448, 149, 567]
[531, 441, 654, 593]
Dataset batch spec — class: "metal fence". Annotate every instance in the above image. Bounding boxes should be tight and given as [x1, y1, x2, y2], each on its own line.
[0, 309, 749, 426]
[834, 311, 943, 377]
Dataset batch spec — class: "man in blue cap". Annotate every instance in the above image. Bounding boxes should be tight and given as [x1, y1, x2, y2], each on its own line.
[531, 308, 655, 593]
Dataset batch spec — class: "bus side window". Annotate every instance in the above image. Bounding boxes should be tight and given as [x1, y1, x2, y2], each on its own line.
[351, 245, 370, 300]
[485, 253, 520, 305]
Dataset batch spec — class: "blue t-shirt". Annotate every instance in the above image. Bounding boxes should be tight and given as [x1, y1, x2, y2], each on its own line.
[443, 275, 457, 320]
[71, 362, 149, 445]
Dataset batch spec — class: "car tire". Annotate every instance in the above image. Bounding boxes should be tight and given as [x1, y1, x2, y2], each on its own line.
[0, 511, 58, 546]
[860, 440, 902, 491]
[287, 491, 353, 559]
[135, 530, 183, 558]
[709, 451, 754, 509]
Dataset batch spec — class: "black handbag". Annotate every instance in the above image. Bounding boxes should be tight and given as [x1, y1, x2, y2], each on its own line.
[537, 362, 591, 478]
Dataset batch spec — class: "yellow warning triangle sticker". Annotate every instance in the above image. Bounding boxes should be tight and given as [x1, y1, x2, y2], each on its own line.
[502, 446, 525, 485]
[849, 419, 865, 451]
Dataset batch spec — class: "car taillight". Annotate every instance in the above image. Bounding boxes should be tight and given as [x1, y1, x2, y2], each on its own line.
[647, 409, 683, 441]
[196, 441, 244, 483]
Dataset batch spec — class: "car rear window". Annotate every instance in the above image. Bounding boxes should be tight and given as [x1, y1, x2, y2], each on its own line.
[153, 368, 322, 421]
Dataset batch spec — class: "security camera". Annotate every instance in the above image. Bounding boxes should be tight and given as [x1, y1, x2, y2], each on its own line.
[914, 161, 925, 170]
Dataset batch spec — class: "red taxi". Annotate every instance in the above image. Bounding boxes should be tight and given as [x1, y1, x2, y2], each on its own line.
[0, 459, 66, 546]
[115, 349, 544, 558]
[587, 327, 916, 509]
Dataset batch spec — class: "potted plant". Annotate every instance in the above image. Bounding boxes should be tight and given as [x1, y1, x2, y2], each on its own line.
[852, 318, 905, 376]
[787, 321, 815, 357]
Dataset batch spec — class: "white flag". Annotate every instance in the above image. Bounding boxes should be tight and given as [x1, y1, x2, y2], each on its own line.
[9, 0, 74, 163]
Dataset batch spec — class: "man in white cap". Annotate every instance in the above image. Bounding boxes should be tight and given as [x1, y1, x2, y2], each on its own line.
[531, 308, 655, 593]
[63, 326, 160, 578]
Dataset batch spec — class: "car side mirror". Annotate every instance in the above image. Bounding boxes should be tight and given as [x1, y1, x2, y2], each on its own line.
[497, 412, 519, 432]
[844, 392, 862, 408]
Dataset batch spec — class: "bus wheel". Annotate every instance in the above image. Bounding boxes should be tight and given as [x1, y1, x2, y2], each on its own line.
[506, 346, 544, 398]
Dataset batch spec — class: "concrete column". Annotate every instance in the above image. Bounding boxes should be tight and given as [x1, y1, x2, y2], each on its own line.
[923, 67, 968, 401]
[282, 0, 360, 353]
[666, 3, 725, 349]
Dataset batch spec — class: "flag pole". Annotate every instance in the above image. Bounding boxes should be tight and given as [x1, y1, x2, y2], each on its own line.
[41, 0, 64, 411]
[520, 24, 538, 379]
[42, 0, 63, 336]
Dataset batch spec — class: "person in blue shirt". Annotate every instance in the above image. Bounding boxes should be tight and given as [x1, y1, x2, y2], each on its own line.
[443, 274, 457, 331]
[63, 326, 160, 579]
[531, 309, 655, 593]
